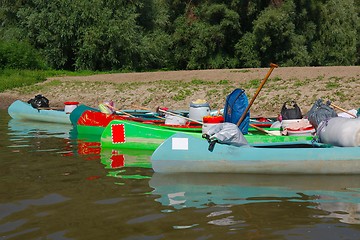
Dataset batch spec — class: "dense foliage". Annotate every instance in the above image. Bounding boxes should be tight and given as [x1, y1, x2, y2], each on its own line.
[0, 0, 359, 71]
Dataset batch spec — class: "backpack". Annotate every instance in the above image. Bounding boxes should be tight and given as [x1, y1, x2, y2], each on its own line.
[223, 88, 250, 134]
[27, 94, 49, 109]
[281, 101, 302, 120]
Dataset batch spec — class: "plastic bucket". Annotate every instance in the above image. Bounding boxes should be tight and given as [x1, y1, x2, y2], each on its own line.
[202, 116, 224, 134]
[64, 101, 79, 113]
[203, 115, 224, 124]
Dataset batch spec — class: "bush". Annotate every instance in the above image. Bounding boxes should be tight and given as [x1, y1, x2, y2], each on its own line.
[0, 40, 47, 70]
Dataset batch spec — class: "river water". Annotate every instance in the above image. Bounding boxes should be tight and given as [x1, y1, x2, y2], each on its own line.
[1, 109, 360, 239]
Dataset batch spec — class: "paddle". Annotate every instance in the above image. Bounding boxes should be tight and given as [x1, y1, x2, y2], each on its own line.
[37, 107, 64, 110]
[330, 103, 357, 118]
[236, 63, 279, 127]
[157, 108, 203, 125]
[102, 103, 138, 118]
[249, 124, 281, 136]
[131, 105, 166, 120]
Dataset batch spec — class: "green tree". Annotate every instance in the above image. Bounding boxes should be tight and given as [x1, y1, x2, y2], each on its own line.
[171, 2, 241, 69]
[16, 0, 176, 71]
[0, 40, 46, 69]
[234, 32, 260, 67]
[2, 0, 358, 71]
[0, 0, 28, 40]
[357, 1, 360, 64]
[236, 1, 311, 67]
[74, 0, 143, 70]
[139, 0, 173, 70]
[17, 0, 165, 71]
[18, 0, 83, 69]
[310, 0, 358, 65]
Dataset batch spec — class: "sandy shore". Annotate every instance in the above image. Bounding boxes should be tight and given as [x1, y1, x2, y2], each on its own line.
[1, 66, 359, 116]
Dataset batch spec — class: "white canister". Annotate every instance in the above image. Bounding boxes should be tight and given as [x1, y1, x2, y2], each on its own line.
[189, 101, 210, 121]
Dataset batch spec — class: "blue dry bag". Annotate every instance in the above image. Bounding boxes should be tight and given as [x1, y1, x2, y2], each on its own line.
[223, 88, 250, 134]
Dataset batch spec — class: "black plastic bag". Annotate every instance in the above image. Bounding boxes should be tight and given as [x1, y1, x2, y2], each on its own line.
[305, 99, 337, 129]
[27, 94, 49, 108]
[281, 101, 302, 120]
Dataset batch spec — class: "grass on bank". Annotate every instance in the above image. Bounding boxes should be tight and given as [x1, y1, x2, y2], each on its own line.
[0, 69, 104, 92]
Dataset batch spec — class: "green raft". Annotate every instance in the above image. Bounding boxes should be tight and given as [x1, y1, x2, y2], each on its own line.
[101, 119, 313, 150]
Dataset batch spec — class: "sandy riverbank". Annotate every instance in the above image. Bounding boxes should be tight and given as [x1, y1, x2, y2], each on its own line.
[1, 66, 359, 117]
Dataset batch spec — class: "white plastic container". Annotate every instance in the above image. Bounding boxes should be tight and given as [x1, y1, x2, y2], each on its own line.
[165, 114, 187, 125]
[281, 119, 303, 129]
[318, 117, 360, 147]
[287, 128, 315, 136]
[189, 101, 210, 121]
[281, 118, 315, 136]
[64, 101, 79, 113]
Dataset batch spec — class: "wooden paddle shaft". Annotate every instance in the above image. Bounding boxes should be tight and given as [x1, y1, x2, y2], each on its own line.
[249, 124, 279, 136]
[103, 103, 137, 118]
[131, 105, 166, 120]
[158, 109, 203, 125]
[236, 63, 278, 126]
[330, 103, 357, 118]
[37, 107, 63, 110]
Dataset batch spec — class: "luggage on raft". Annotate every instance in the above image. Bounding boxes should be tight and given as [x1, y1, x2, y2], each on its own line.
[189, 100, 210, 121]
[223, 88, 250, 134]
[280, 101, 302, 120]
[318, 117, 360, 147]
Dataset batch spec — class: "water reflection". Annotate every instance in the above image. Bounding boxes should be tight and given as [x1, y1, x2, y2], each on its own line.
[8, 118, 74, 140]
[6, 117, 152, 180]
[150, 173, 360, 224]
[67, 132, 153, 179]
[100, 148, 152, 180]
[6, 118, 360, 227]
[3, 112, 360, 239]
[7, 118, 76, 156]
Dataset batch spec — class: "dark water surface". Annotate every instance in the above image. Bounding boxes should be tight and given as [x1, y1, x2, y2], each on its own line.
[1, 109, 360, 239]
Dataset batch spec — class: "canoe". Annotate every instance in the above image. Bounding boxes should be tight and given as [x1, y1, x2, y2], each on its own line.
[101, 119, 202, 150]
[151, 132, 360, 174]
[8, 100, 72, 124]
[101, 119, 312, 150]
[250, 117, 276, 128]
[76, 109, 165, 136]
[83, 115, 279, 138]
[76, 105, 279, 137]
[69, 104, 99, 126]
